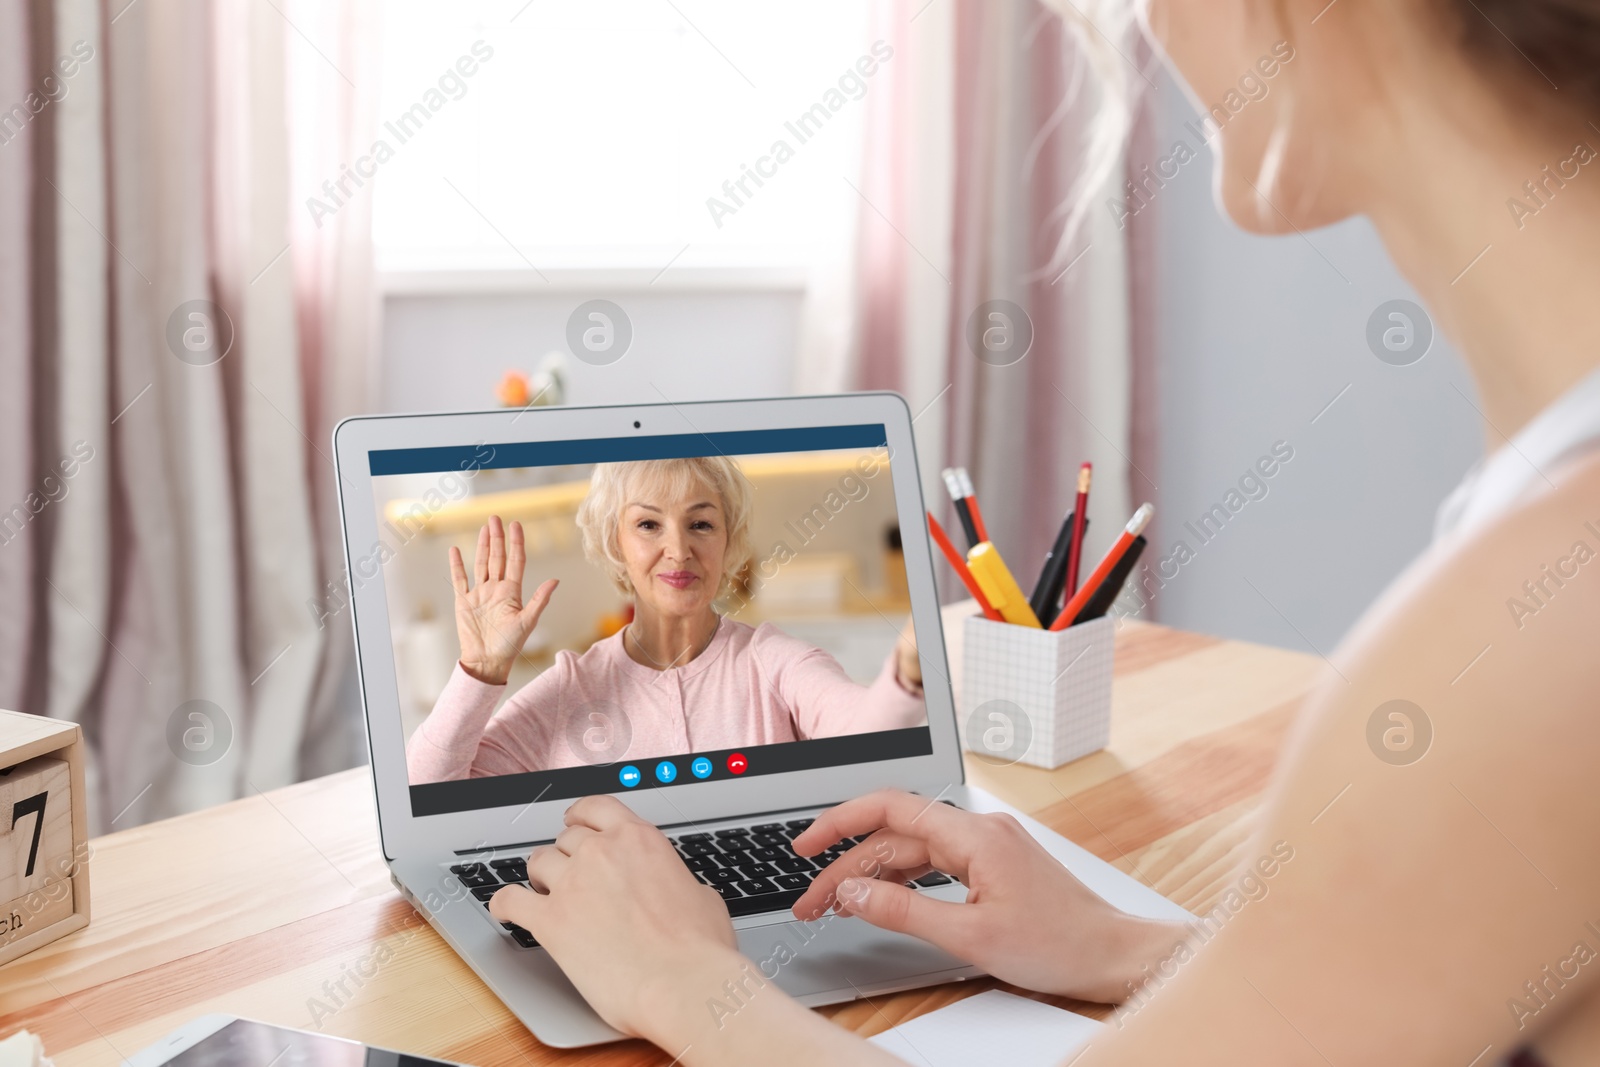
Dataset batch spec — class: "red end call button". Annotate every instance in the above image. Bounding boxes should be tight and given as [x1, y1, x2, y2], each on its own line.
[727, 752, 748, 775]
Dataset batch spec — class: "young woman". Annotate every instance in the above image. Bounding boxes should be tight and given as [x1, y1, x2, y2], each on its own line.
[487, 1, 1600, 1062]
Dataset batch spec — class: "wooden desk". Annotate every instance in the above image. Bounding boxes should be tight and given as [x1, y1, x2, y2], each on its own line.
[0, 620, 1319, 1066]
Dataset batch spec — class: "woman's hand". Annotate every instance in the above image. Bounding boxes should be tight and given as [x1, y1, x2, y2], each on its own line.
[790, 789, 1185, 1004]
[450, 514, 557, 686]
[893, 616, 922, 692]
[489, 796, 742, 1041]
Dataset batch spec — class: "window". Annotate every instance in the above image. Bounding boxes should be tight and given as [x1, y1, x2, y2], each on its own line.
[373, 0, 874, 273]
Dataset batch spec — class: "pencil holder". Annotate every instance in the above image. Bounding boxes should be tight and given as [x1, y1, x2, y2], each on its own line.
[958, 614, 1114, 770]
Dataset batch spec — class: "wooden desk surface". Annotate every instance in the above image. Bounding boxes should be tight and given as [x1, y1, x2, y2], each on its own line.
[0, 620, 1320, 1065]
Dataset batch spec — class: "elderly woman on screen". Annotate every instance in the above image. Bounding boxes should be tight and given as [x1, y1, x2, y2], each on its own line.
[405, 456, 926, 783]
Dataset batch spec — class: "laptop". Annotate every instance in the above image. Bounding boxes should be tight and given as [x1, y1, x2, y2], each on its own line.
[332, 392, 1190, 1048]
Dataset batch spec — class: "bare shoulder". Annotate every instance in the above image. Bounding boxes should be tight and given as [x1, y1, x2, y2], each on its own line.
[1248, 456, 1600, 1034]
[1130, 459, 1600, 1067]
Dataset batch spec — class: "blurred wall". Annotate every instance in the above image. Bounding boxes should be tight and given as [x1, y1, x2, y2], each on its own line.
[1144, 71, 1484, 656]
[379, 282, 801, 411]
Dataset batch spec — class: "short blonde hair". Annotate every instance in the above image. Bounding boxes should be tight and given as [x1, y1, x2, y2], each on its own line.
[575, 457, 754, 598]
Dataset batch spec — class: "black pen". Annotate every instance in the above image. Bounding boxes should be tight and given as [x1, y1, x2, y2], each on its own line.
[1029, 511, 1087, 627]
[1075, 535, 1147, 623]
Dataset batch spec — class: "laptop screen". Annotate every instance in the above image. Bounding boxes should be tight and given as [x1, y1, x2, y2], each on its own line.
[364, 423, 933, 817]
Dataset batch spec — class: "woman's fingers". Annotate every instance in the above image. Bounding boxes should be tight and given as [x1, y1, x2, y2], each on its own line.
[472, 522, 490, 586]
[488, 882, 546, 930]
[793, 789, 973, 865]
[564, 793, 640, 832]
[506, 519, 528, 586]
[830, 876, 979, 960]
[518, 578, 559, 632]
[526, 844, 568, 892]
[554, 824, 599, 857]
[488, 514, 507, 582]
[831, 831, 932, 882]
[898, 617, 918, 654]
[448, 544, 469, 596]
[466, 518, 535, 592]
[793, 830, 934, 920]
[897, 637, 922, 690]
[794, 862, 935, 921]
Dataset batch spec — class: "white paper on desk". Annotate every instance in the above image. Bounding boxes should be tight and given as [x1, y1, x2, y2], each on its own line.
[869, 990, 1107, 1066]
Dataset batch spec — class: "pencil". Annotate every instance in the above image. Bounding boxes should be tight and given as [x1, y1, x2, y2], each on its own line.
[928, 512, 1003, 621]
[1062, 463, 1092, 600]
[1050, 503, 1154, 631]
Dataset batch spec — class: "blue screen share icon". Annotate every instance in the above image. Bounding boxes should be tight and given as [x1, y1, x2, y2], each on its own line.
[618, 765, 641, 788]
[690, 756, 712, 779]
[655, 760, 678, 784]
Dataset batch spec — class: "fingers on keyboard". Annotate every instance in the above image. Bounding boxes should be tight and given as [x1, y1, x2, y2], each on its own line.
[663, 823, 955, 917]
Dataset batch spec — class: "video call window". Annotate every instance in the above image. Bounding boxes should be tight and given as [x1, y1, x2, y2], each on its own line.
[362, 426, 934, 815]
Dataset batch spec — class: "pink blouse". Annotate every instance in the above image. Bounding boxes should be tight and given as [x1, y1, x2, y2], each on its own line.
[405, 618, 927, 783]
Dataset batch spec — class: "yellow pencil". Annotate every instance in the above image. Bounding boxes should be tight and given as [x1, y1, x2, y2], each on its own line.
[965, 542, 1043, 628]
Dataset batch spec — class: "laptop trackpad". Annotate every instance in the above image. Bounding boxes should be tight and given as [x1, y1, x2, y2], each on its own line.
[735, 913, 976, 999]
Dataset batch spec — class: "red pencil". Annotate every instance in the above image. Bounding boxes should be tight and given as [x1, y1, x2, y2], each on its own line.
[927, 512, 1003, 621]
[1062, 463, 1092, 601]
[1050, 503, 1153, 631]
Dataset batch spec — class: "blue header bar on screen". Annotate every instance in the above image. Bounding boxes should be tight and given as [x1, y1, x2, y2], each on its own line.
[367, 424, 889, 476]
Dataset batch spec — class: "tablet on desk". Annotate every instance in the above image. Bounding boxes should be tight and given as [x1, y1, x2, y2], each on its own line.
[127, 1016, 465, 1067]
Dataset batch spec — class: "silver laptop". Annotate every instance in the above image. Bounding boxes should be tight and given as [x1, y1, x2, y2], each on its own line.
[332, 393, 1190, 1048]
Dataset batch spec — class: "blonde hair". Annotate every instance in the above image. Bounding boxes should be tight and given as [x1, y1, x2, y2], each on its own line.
[575, 457, 754, 599]
[1037, 0, 1146, 272]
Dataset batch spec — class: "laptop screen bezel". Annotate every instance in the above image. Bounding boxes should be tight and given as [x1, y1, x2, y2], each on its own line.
[333, 392, 966, 861]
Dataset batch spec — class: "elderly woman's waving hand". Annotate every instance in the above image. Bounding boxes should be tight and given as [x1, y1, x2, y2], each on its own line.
[449, 515, 558, 687]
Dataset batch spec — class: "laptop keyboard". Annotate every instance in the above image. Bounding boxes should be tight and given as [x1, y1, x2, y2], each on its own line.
[448, 814, 956, 950]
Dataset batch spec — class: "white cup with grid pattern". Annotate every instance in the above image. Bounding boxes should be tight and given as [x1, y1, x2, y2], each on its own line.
[958, 614, 1115, 770]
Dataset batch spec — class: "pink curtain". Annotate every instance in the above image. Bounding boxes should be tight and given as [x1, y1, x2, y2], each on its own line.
[849, 0, 1152, 593]
[852, 0, 912, 393]
[0, 0, 377, 831]
[0, 0, 40, 719]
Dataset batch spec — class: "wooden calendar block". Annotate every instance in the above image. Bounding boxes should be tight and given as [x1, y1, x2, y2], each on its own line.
[0, 756, 72, 900]
[0, 708, 90, 966]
